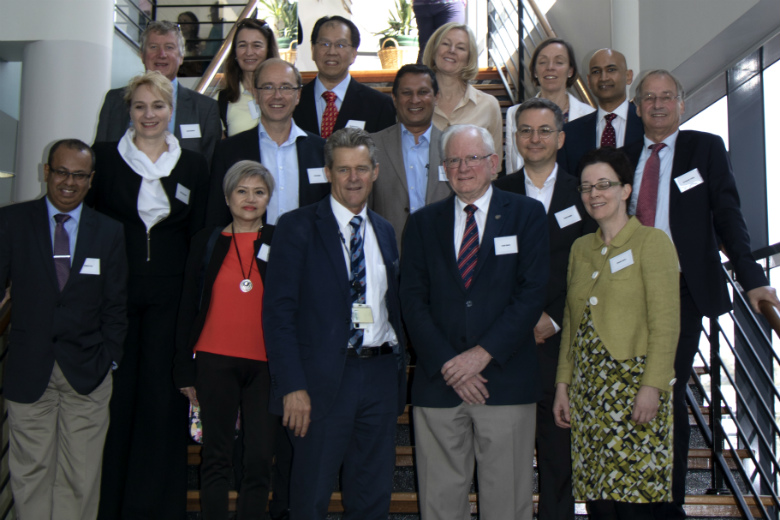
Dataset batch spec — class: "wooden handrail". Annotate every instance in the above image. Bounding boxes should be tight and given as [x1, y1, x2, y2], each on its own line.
[524, 0, 595, 108]
[759, 300, 780, 339]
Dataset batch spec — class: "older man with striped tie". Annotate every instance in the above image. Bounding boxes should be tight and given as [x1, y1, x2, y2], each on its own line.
[400, 124, 550, 520]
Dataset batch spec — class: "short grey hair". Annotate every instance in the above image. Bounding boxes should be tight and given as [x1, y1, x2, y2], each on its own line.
[223, 160, 275, 199]
[324, 128, 377, 170]
[634, 69, 685, 100]
[141, 21, 185, 58]
[514, 97, 564, 131]
[440, 124, 495, 159]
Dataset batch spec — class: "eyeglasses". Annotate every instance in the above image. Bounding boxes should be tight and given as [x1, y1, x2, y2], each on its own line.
[255, 85, 302, 96]
[442, 154, 492, 170]
[577, 180, 622, 193]
[638, 94, 681, 105]
[516, 127, 557, 140]
[49, 168, 92, 183]
[315, 40, 353, 50]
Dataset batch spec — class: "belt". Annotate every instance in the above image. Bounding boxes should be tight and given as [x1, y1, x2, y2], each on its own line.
[346, 343, 394, 358]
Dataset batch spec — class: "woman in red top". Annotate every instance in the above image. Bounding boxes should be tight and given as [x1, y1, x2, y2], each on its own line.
[174, 160, 276, 520]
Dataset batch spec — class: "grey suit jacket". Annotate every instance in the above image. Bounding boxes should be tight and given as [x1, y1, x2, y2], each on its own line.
[94, 84, 221, 165]
[369, 123, 452, 250]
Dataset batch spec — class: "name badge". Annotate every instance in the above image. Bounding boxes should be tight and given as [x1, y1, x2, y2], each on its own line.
[307, 168, 328, 184]
[609, 249, 634, 273]
[180, 124, 202, 139]
[345, 120, 366, 130]
[80, 258, 101, 275]
[248, 100, 260, 119]
[352, 303, 374, 329]
[438, 165, 447, 182]
[494, 235, 518, 255]
[674, 168, 704, 193]
[554, 205, 582, 229]
[176, 183, 191, 204]
[257, 243, 270, 262]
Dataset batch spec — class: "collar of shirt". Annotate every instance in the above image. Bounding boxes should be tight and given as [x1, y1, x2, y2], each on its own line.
[258, 119, 306, 148]
[523, 164, 558, 213]
[596, 98, 629, 123]
[45, 197, 82, 256]
[314, 74, 351, 120]
[401, 123, 432, 146]
[331, 195, 368, 251]
[641, 129, 679, 155]
[453, 185, 492, 254]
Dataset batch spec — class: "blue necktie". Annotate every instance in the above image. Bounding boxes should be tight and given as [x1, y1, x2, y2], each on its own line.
[348, 216, 366, 349]
[457, 205, 479, 289]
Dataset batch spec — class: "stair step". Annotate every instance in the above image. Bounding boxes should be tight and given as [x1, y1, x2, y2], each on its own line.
[185, 490, 773, 516]
[187, 445, 751, 469]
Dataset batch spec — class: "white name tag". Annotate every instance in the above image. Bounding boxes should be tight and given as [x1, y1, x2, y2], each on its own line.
[674, 168, 704, 193]
[494, 235, 518, 255]
[609, 249, 634, 273]
[307, 168, 328, 184]
[257, 243, 270, 261]
[554, 205, 582, 229]
[438, 165, 447, 182]
[180, 124, 202, 139]
[248, 100, 260, 119]
[352, 303, 374, 329]
[345, 120, 366, 130]
[175, 183, 191, 204]
[80, 258, 101, 275]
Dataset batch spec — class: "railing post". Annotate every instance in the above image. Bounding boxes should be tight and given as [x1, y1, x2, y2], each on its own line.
[708, 317, 728, 494]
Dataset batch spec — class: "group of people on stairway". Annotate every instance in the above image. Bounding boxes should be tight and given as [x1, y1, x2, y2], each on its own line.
[1, 11, 777, 520]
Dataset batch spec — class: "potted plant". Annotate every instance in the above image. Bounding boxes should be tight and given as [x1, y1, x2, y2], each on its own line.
[375, 0, 418, 48]
[257, 0, 298, 47]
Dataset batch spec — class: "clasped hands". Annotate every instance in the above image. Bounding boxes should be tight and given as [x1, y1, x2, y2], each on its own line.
[441, 345, 492, 405]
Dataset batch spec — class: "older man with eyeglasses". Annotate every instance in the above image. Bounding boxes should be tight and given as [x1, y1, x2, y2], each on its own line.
[293, 16, 396, 138]
[401, 124, 550, 520]
[206, 58, 329, 226]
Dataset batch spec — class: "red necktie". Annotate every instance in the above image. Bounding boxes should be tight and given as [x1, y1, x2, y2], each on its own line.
[635, 143, 666, 226]
[321, 91, 338, 138]
[457, 205, 479, 289]
[601, 113, 617, 148]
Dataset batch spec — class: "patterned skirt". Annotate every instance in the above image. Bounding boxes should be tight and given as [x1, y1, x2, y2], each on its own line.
[569, 306, 673, 503]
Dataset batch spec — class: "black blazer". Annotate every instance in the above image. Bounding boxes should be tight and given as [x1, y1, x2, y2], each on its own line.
[493, 168, 597, 357]
[558, 107, 644, 174]
[205, 126, 330, 226]
[400, 188, 550, 408]
[89, 143, 210, 277]
[173, 225, 275, 388]
[95, 85, 222, 166]
[293, 76, 396, 136]
[622, 130, 767, 317]
[0, 199, 128, 403]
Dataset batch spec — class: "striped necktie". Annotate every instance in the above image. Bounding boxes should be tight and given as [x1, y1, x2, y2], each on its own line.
[457, 205, 479, 289]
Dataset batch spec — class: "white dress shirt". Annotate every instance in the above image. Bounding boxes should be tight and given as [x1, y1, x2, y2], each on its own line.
[523, 165, 558, 213]
[331, 196, 398, 347]
[595, 99, 631, 148]
[258, 120, 307, 225]
[453, 186, 492, 257]
[629, 131, 679, 243]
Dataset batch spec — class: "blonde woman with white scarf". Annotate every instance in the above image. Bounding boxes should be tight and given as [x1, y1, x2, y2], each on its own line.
[89, 70, 209, 519]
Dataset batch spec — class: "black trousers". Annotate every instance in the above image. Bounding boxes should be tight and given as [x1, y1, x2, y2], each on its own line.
[536, 338, 575, 520]
[587, 500, 657, 520]
[98, 275, 188, 520]
[196, 352, 277, 520]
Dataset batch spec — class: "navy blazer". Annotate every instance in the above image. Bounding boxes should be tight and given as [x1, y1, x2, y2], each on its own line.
[293, 76, 396, 136]
[263, 198, 407, 419]
[174, 225, 275, 389]
[622, 130, 767, 318]
[205, 126, 330, 226]
[558, 107, 644, 174]
[493, 167, 597, 357]
[95, 85, 221, 166]
[0, 199, 128, 403]
[400, 188, 550, 408]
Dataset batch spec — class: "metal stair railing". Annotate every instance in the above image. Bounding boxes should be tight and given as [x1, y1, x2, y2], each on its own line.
[687, 247, 780, 519]
[113, 0, 156, 49]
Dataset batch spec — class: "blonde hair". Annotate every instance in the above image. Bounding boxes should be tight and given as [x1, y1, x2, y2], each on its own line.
[123, 71, 174, 108]
[422, 23, 479, 83]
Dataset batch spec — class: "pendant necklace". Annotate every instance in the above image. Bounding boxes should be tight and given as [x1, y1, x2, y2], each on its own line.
[232, 222, 262, 293]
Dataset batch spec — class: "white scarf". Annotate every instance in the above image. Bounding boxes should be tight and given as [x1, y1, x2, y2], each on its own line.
[118, 129, 182, 233]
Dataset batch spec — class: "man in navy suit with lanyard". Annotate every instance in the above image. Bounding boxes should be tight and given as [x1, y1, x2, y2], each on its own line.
[0, 139, 128, 520]
[623, 69, 780, 519]
[263, 128, 406, 520]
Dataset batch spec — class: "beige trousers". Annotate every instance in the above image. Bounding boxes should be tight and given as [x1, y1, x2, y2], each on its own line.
[7, 362, 112, 520]
[414, 402, 537, 520]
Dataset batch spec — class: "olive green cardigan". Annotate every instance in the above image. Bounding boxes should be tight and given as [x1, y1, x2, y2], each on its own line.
[556, 217, 680, 391]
